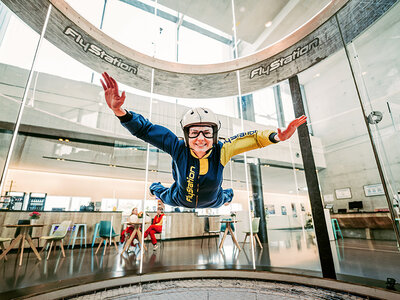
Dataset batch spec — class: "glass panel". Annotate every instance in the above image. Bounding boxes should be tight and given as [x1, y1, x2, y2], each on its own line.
[344, 1, 400, 242]
[297, 42, 399, 283]
[0, 3, 41, 190]
[244, 82, 321, 275]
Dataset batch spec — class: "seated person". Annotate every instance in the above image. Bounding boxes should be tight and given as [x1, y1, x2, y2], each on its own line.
[121, 207, 139, 246]
[144, 207, 164, 250]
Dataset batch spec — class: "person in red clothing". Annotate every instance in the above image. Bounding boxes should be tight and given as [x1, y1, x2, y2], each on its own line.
[121, 207, 139, 246]
[144, 207, 164, 250]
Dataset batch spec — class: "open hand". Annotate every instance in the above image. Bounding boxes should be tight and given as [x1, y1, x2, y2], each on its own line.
[100, 72, 126, 116]
[277, 115, 307, 141]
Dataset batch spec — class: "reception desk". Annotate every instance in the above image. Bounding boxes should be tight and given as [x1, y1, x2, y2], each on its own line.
[331, 212, 393, 229]
[143, 212, 221, 240]
[331, 212, 397, 240]
[0, 211, 122, 249]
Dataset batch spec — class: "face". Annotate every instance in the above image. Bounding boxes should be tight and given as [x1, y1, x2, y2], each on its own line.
[188, 125, 213, 154]
[132, 208, 138, 215]
[157, 208, 163, 215]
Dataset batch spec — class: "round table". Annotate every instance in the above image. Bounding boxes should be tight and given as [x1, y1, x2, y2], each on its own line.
[0, 224, 44, 266]
[219, 220, 241, 251]
[121, 221, 150, 255]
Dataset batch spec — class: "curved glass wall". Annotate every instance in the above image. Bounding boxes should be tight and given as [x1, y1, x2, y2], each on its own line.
[344, 0, 400, 235]
[0, 0, 400, 296]
[0, 2, 42, 199]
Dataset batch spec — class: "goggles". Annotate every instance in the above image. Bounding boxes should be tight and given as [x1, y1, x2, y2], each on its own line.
[188, 126, 214, 139]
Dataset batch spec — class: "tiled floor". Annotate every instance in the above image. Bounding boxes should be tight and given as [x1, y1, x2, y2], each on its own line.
[0, 230, 399, 298]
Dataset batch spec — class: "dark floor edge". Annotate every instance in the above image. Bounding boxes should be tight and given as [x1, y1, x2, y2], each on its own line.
[10, 270, 400, 300]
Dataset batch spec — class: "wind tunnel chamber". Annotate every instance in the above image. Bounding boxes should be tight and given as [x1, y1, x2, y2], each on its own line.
[0, 0, 400, 299]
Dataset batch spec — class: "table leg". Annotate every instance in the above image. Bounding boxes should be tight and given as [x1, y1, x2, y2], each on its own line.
[228, 226, 241, 251]
[121, 228, 137, 255]
[137, 229, 147, 251]
[19, 233, 26, 266]
[0, 242, 7, 261]
[25, 234, 42, 261]
[219, 228, 229, 250]
[0, 234, 22, 260]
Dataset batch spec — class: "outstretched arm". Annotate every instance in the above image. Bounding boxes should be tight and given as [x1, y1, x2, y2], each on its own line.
[274, 115, 307, 142]
[101, 72, 183, 157]
[100, 72, 126, 117]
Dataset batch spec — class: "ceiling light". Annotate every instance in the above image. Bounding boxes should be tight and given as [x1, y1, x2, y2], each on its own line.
[362, 71, 367, 75]
[58, 138, 63, 141]
[265, 21, 272, 28]
[239, 6, 245, 12]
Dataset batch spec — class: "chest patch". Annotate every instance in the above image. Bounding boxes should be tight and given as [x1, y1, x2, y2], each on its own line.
[199, 158, 208, 175]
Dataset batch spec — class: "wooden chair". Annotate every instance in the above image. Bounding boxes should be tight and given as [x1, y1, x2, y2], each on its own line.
[95, 221, 119, 255]
[39, 220, 71, 260]
[242, 217, 263, 249]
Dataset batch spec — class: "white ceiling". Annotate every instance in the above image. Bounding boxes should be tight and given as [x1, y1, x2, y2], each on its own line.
[158, 0, 331, 53]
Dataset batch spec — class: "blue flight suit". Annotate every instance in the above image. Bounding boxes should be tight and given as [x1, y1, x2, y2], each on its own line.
[119, 111, 278, 208]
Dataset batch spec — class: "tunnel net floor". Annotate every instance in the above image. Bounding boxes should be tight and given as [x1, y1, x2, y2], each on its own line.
[70, 278, 366, 299]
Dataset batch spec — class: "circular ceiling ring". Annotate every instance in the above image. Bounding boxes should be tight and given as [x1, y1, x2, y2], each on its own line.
[1, 0, 396, 98]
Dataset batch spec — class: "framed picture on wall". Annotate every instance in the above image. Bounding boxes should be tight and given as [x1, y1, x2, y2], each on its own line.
[335, 188, 352, 199]
[364, 184, 385, 197]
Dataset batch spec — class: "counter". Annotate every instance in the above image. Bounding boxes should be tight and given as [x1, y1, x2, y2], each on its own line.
[138, 212, 221, 239]
[0, 211, 122, 249]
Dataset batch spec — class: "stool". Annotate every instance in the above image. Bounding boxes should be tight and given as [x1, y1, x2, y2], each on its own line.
[68, 224, 87, 249]
[331, 218, 343, 240]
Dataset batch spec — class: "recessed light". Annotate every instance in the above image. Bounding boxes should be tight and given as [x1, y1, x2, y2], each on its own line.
[362, 71, 367, 75]
[265, 21, 272, 28]
[239, 6, 245, 12]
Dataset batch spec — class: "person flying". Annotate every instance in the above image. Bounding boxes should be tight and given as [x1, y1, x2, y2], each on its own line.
[101, 72, 307, 208]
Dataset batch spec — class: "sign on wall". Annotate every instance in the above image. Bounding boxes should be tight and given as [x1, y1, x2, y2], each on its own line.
[335, 188, 352, 199]
[364, 183, 385, 197]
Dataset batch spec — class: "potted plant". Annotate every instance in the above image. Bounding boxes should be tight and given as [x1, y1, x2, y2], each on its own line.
[29, 211, 41, 224]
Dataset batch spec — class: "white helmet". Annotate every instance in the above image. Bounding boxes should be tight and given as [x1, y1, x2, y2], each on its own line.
[180, 107, 221, 145]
